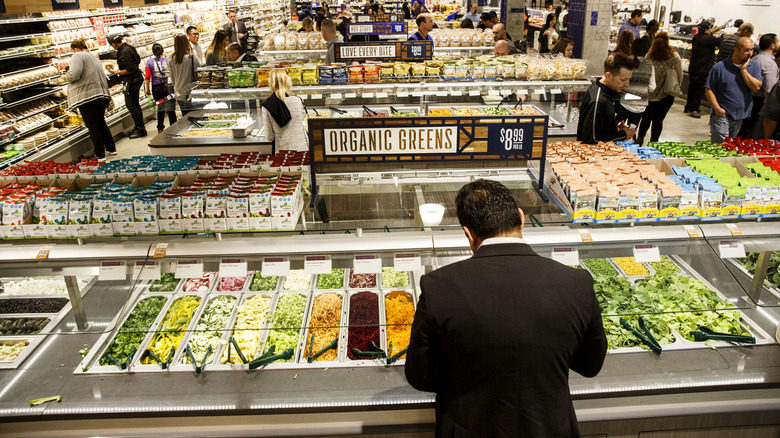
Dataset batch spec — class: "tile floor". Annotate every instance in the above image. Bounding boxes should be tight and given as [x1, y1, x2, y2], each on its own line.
[108, 98, 713, 163]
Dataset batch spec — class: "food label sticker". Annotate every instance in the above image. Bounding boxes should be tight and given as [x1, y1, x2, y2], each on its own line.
[633, 244, 661, 263]
[488, 89, 500, 96]
[551, 88, 562, 95]
[726, 223, 743, 236]
[435, 90, 448, 97]
[331, 93, 343, 99]
[262, 257, 290, 276]
[551, 248, 579, 266]
[133, 261, 161, 280]
[311, 93, 323, 99]
[398, 91, 409, 97]
[99, 261, 126, 281]
[353, 254, 381, 274]
[468, 90, 481, 96]
[394, 252, 421, 271]
[304, 255, 332, 274]
[450, 90, 463, 96]
[35, 246, 52, 260]
[579, 229, 593, 243]
[516, 89, 528, 95]
[220, 258, 248, 278]
[684, 225, 701, 238]
[376, 92, 388, 98]
[718, 241, 746, 259]
[345, 92, 357, 98]
[175, 259, 203, 279]
[153, 242, 168, 258]
[362, 92, 374, 98]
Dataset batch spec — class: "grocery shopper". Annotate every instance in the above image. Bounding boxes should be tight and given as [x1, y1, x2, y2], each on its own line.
[716, 22, 753, 63]
[706, 37, 763, 143]
[66, 38, 116, 160]
[613, 30, 634, 56]
[493, 40, 512, 56]
[405, 179, 607, 437]
[321, 19, 342, 64]
[226, 43, 258, 63]
[462, 4, 479, 24]
[476, 13, 491, 31]
[641, 19, 659, 47]
[738, 33, 779, 138]
[108, 35, 146, 139]
[492, 23, 517, 54]
[169, 34, 201, 116]
[144, 43, 177, 135]
[550, 38, 574, 58]
[577, 52, 637, 144]
[402, 2, 412, 20]
[618, 9, 642, 39]
[298, 17, 314, 33]
[616, 38, 652, 134]
[461, 18, 474, 29]
[409, 14, 434, 43]
[223, 10, 247, 49]
[684, 21, 723, 119]
[754, 83, 780, 139]
[205, 30, 230, 66]
[538, 13, 558, 54]
[186, 26, 204, 64]
[260, 69, 307, 152]
[558, 1, 568, 38]
[637, 33, 683, 145]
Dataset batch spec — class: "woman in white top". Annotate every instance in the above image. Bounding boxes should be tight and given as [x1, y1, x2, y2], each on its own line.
[260, 69, 308, 151]
[636, 32, 683, 145]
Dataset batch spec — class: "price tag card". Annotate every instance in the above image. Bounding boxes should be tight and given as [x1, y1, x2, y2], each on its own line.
[534, 89, 546, 95]
[175, 259, 203, 279]
[684, 225, 701, 238]
[412, 91, 424, 97]
[398, 91, 409, 97]
[450, 90, 462, 96]
[633, 244, 661, 263]
[311, 93, 323, 100]
[579, 229, 593, 243]
[362, 92, 374, 98]
[394, 253, 421, 271]
[304, 255, 332, 274]
[300, 94, 308, 100]
[35, 246, 52, 260]
[153, 242, 168, 258]
[262, 257, 290, 276]
[353, 254, 382, 274]
[133, 261, 161, 280]
[551, 248, 579, 266]
[376, 92, 388, 98]
[435, 90, 448, 97]
[468, 90, 481, 97]
[331, 93, 343, 99]
[345, 92, 357, 99]
[726, 223, 743, 236]
[719, 241, 746, 259]
[219, 258, 247, 278]
[500, 89, 512, 97]
[551, 88, 562, 95]
[516, 89, 528, 95]
[488, 89, 500, 96]
[99, 261, 126, 281]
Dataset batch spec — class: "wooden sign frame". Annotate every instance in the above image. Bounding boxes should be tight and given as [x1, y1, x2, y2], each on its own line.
[346, 21, 408, 38]
[333, 41, 432, 63]
[354, 13, 402, 22]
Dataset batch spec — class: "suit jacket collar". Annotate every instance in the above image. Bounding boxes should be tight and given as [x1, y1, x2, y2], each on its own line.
[472, 242, 537, 258]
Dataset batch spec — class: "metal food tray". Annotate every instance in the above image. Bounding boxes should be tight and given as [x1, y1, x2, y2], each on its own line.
[77, 293, 172, 374]
[213, 271, 255, 294]
[144, 276, 183, 294]
[379, 269, 412, 290]
[343, 289, 387, 367]
[725, 257, 780, 302]
[608, 257, 655, 281]
[346, 270, 380, 290]
[171, 292, 242, 370]
[212, 291, 278, 369]
[179, 127, 235, 138]
[279, 271, 315, 292]
[300, 290, 347, 365]
[179, 272, 219, 295]
[580, 258, 622, 279]
[381, 289, 417, 365]
[255, 291, 313, 369]
[0, 336, 38, 370]
[245, 273, 282, 293]
[203, 113, 247, 121]
[314, 269, 348, 291]
[0, 276, 94, 299]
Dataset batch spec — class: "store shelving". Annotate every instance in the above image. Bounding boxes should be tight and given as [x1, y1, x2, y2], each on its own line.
[0, 74, 62, 94]
[0, 87, 64, 109]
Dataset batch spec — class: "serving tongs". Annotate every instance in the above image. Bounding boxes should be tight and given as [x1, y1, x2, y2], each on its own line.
[385, 341, 408, 365]
[691, 326, 756, 344]
[248, 345, 294, 369]
[352, 341, 386, 360]
[513, 97, 523, 110]
[188, 116, 208, 128]
[329, 106, 347, 115]
[620, 317, 662, 355]
[390, 105, 399, 115]
[141, 346, 176, 369]
[105, 347, 136, 371]
[307, 333, 338, 363]
[185, 345, 212, 374]
[362, 105, 378, 116]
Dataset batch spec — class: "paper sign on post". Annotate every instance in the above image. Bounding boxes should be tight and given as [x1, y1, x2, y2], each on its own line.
[304, 255, 332, 274]
[468, 90, 481, 97]
[219, 258, 247, 278]
[551, 248, 579, 266]
[175, 259, 203, 278]
[345, 92, 357, 98]
[353, 254, 382, 274]
[311, 93, 323, 100]
[633, 244, 661, 263]
[363, 92, 374, 98]
[719, 241, 746, 259]
[488, 89, 500, 96]
[551, 88, 562, 95]
[331, 93, 343, 99]
[394, 253, 421, 271]
[450, 90, 462, 96]
[398, 91, 409, 97]
[99, 261, 126, 281]
[134, 261, 161, 280]
[376, 92, 388, 98]
[262, 257, 290, 276]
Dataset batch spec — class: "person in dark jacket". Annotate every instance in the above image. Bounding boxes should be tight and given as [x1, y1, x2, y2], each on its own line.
[402, 2, 411, 19]
[108, 35, 146, 138]
[577, 52, 637, 144]
[226, 43, 257, 62]
[405, 179, 607, 438]
[685, 21, 724, 118]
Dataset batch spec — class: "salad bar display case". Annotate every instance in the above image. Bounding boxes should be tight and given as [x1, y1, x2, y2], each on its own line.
[0, 221, 778, 436]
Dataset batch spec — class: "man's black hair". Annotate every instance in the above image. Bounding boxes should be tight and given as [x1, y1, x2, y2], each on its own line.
[759, 33, 777, 51]
[456, 179, 523, 240]
[734, 19, 744, 28]
[186, 26, 198, 34]
[631, 9, 642, 19]
[480, 12, 491, 23]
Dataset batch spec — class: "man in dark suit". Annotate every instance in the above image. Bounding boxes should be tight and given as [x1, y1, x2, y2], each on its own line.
[224, 10, 247, 50]
[405, 179, 608, 437]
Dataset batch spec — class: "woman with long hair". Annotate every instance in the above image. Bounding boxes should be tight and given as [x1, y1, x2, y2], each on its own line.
[260, 69, 308, 151]
[205, 30, 229, 65]
[144, 43, 176, 134]
[538, 13, 558, 54]
[616, 38, 653, 131]
[169, 34, 200, 116]
[66, 38, 115, 160]
[550, 38, 574, 57]
[613, 29, 634, 56]
[636, 32, 683, 144]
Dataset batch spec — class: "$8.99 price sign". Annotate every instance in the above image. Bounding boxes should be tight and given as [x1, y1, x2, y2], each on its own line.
[499, 127, 525, 151]
[487, 124, 534, 155]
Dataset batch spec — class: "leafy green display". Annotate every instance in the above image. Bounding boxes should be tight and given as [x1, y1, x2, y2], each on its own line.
[249, 275, 278, 291]
[743, 251, 780, 288]
[99, 297, 166, 365]
[648, 256, 681, 276]
[582, 258, 619, 278]
[381, 267, 410, 288]
[316, 269, 345, 289]
[149, 273, 178, 292]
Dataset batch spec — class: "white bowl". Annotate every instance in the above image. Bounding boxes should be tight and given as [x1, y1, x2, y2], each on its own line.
[419, 203, 445, 226]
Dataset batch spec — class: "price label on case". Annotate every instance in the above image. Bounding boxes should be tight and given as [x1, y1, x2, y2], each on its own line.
[304, 255, 332, 274]
[726, 223, 743, 236]
[331, 93, 343, 99]
[300, 94, 308, 100]
[579, 229, 593, 243]
[488, 89, 500, 96]
[411, 91, 424, 97]
[398, 91, 409, 97]
[551, 88, 562, 95]
[468, 90, 481, 97]
[376, 92, 388, 98]
[719, 241, 746, 259]
[516, 89, 528, 95]
[134, 261, 161, 280]
[394, 253, 421, 272]
[262, 257, 290, 276]
[153, 242, 168, 258]
[219, 258, 247, 278]
[176, 259, 203, 278]
[345, 92, 357, 99]
[633, 244, 661, 263]
[684, 225, 701, 238]
[534, 89, 546, 95]
[450, 90, 462, 96]
[353, 254, 381, 274]
[99, 261, 126, 281]
[311, 93, 323, 100]
[436, 90, 448, 97]
[551, 248, 579, 266]
[35, 246, 51, 260]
